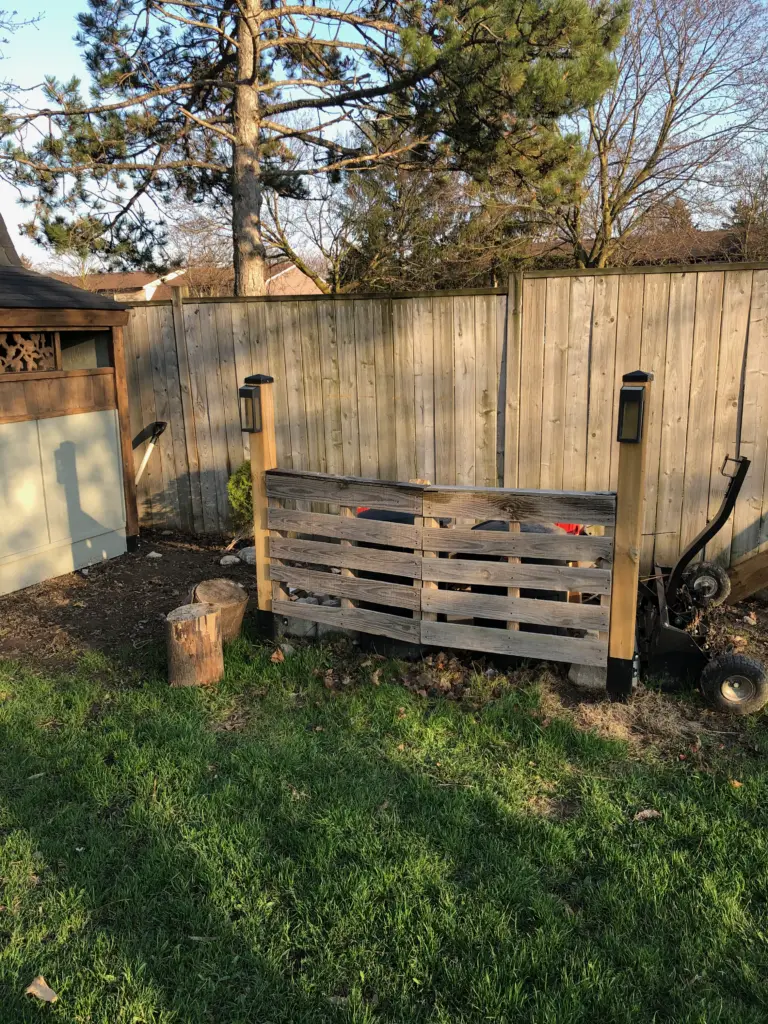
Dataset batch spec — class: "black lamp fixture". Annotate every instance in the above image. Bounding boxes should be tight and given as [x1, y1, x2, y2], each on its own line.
[239, 373, 274, 433]
[617, 369, 653, 444]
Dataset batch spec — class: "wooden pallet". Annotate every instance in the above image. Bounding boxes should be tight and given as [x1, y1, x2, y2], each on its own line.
[265, 469, 616, 668]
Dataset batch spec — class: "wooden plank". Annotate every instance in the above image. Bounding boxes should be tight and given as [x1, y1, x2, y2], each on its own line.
[147, 305, 181, 528]
[706, 270, 753, 565]
[263, 302, 292, 471]
[299, 300, 327, 474]
[420, 620, 608, 668]
[171, 287, 204, 534]
[273, 599, 421, 645]
[421, 515, 438, 622]
[270, 536, 420, 577]
[108, 327, 138, 539]
[422, 557, 611, 594]
[393, 298, 417, 481]
[728, 550, 768, 603]
[518, 277, 546, 488]
[503, 274, 523, 487]
[268, 507, 420, 548]
[423, 486, 616, 524]
[654, 273, 696, 565]
[271, 565, 420, 610]
[453, 293, 476, 485]
[495, 294, 507, 486]
[0, 366, 113, 382]
[272, 536, 421, 577]
[679, 272, 723, 557]
[280, 299, 309, 476]
[562, 276, 594, 491]
[316, 299, 344, 478]
[335, 300, 361, 476]
[213, 301, 243, 486]
[540, 276, 570, 490]
[474, 295, 497, 488]
[0, 308, 129, 328]
[230, 301, 253, 471]
[638, 274, 671, 570]
[158, 303, 193, 531]
[422, 527, 613, 561]
[609, 274, 645, 490]
[133, 305, 163, 526]
[374, 299, 397, 480]
[421, 588, 610, 630]
[432, 296, 455, 485]
[182, 303, 220, 533]
[266, 469, 424, 513]
[586, 274, 619, 491]
[123, 311, 150, 521]
[251, 381, 278, 611]
[200, 302, 230, 529]
[354, 299, 379, 478]
[413, 297, 436, 485]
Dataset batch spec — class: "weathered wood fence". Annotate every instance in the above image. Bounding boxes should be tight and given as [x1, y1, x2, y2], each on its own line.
[123, 262, 768, 569]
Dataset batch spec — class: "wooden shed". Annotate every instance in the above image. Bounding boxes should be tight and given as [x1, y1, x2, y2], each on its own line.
[0, 221, 138, 596]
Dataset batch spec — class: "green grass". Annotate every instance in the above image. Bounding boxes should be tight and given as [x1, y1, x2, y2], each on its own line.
[1, 638, 768, 1023]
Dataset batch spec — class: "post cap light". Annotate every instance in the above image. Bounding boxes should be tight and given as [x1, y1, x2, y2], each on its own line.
[239, 374, 272, 433]
[617, 369, 653, 444]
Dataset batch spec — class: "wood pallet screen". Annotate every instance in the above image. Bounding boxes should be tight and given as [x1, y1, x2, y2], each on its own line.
[266, 469, 616, 668]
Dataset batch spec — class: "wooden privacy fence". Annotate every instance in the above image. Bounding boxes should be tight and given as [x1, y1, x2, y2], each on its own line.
[265, 469, 616, 668]
[123, 262, 768, 570]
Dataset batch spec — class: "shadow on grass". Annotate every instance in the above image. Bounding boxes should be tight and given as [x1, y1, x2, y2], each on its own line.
[0, 643, 766, 1023]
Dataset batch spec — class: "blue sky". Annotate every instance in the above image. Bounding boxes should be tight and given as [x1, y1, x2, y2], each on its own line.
[1, 1, 88, 262]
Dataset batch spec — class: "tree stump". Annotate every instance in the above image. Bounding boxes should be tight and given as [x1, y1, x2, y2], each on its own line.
[192, 578, 249, 642]
[166, 603, 224, 687]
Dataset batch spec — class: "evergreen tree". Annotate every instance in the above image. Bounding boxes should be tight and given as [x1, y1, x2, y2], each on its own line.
[1, 0, 627, 293]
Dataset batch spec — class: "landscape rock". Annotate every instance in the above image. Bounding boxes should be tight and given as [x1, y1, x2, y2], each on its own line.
[238, 546, 256, 566]
[220, 554, 241, 566]
[297, 596, 319, 605]
[146, 551, 163, 559]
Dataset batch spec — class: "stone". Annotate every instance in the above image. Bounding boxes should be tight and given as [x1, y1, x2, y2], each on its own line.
[146, 551, 163, 559]
[238, 546, 256, 566]
[280, 616, 318, 639]
[296, 596, 319, 605]
[568, 663, 607, 693]
[281, 643, 296, 656]
[321, 597, 341, 607]
[219, 555, 241, 566]
[318, 623, 356, 639]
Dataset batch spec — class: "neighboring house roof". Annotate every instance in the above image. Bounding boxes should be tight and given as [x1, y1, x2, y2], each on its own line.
[527, 228, 743, 268]
[53, 262, 323, 299]
[0, 215, 127, 310]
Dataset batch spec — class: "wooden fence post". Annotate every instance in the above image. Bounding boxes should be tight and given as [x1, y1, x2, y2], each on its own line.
[607, 369, 654, 700]
[245, 375, 277, 612]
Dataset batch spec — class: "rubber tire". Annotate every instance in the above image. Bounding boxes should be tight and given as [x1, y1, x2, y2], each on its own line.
[700, 653, 768, 715]
[683, 561, 731, 608]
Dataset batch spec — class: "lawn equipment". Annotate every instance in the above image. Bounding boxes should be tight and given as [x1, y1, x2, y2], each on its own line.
[636, 454, 768, 715]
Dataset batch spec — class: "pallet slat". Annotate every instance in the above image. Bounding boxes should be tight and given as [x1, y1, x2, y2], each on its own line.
[266, 469, 424, 513]
[270, 565, 421, 610]
[421, 589, 610, 630]
[420, 620, 608, 667]
[268, 507, 420, 548]
[270, 536, 420, 577]
[422, 557, 611, 594]
[421, 527, 613, 561]
[274, 599, 421, 644]
[423, 487, 616, 524]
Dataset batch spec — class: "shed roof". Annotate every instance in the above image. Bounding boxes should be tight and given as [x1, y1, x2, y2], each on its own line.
[0, 215, 128, 311]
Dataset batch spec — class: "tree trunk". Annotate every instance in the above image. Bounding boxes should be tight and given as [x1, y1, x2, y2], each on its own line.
[166, 603, 224, 687]
[233, 0, 267, 297]
[192, 578, 249, 642]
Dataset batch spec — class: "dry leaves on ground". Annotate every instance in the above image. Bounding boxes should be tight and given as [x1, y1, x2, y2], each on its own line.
[25, 976, 58, 1003]
[633, 809, 662, 823]
[270, 648, 285, 664]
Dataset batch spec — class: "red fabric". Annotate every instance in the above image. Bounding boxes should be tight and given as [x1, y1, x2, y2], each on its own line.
[356, 507, 369, 515]
[556, 523, 584, 535]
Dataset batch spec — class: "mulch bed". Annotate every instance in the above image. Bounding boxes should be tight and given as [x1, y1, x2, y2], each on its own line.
[0, 531, 256, 667]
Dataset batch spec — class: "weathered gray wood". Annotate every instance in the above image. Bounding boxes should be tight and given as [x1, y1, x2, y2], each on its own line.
[268, 506, 420, 548]
[421, 588, 610, 630]
[422, 557, 611, 594]
[420, 620, 608, 667]
[422, 527, 613, 561]
[270, 536, 420, 577]
[270, 564, 421, 610]
[423, 486, 616, 525]
[273, 599, 421, 643]
[266, 468, 424, 513]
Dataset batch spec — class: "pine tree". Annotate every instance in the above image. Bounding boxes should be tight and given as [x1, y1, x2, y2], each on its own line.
[1, 0, 627, 294]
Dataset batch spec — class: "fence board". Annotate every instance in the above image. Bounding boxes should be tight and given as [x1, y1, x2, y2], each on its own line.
[562, 276, 594, 492]
[414, 297, 436, 485]
[182, 304, 220, 532]
[586, 274, 619, 491]
[375, 299, 397, 480]
[638, 274, 670, 570]
[540, 276, 570, 490]
[147, 305, 182, 527]
[433, 296, 455, 485]
[453, 294, 476, 485]
[610, 274, 645, 490]
[316, 299, 343, 478]
[202, 302, 231, 526]
[518, 277, 546, 488]
[475, 295, 497, 488]
[299, 301, 326, 475]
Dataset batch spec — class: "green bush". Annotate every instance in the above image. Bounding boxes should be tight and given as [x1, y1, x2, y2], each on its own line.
[227, 461, 253, 532]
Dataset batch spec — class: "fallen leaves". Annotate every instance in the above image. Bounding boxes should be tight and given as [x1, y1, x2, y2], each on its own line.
[25, 976, 58, 1003]
[270, 648, 285, 664]
[730, 779, 743, 788]
[633, 809, 662, 823]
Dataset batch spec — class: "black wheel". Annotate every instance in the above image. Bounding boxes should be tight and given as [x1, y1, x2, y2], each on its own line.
[683, 561, 731, 608]
[700, 654, 768, 715]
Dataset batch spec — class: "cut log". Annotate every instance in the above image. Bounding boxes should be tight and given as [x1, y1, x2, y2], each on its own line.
[192, 578, 249, 642]
[166, 603, 224, 687]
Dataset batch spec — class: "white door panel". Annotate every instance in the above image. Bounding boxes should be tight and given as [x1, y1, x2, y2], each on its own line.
[0, 419, 50, 559]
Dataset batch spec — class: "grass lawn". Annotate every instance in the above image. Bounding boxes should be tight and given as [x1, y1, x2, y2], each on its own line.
[1, 636, 768, 1023]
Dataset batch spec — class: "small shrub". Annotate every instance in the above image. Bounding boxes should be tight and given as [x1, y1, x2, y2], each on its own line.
[228, 461, 253, 531]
